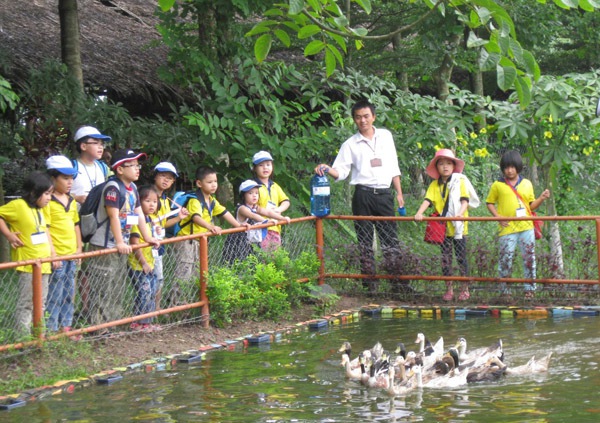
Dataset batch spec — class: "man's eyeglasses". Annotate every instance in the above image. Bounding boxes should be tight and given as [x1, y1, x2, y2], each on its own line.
[84, 141, 105, 147]
[122, 164, 142, 169]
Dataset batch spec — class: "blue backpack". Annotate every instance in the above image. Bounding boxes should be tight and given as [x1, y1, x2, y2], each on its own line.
[165, 191, 197, 237]
[72, 159, 110, 179]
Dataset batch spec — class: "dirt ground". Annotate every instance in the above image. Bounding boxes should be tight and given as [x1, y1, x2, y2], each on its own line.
[97, 295, 366, 365]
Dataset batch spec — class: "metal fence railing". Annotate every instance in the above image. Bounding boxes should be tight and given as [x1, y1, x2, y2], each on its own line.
[1, 214, 599, 350]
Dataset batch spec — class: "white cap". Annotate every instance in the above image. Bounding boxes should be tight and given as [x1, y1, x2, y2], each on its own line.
[154, 161, 179, 177]
[73, 126, 112, 143]
[46, 155, 78, 176]
[239, 179, 260, 193]
[252, 150, 273, 165]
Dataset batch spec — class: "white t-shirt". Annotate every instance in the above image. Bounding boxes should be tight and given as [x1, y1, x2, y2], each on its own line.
[71, 160, 107, 199]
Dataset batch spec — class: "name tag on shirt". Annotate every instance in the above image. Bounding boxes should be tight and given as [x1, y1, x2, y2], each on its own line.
[126, 214, 139, 225]
[31, 231, 49, 245]
[370, 158, 382, 167]
[515, 207, 526, 217]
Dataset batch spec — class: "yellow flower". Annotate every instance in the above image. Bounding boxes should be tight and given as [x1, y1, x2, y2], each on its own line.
[460, 138, 468, 146]
[417, 142, 422, 149]
[544, 131, 553, 139]
[548, 115, 553, 123]
[470, 132, 477, 139]
[434, 144, 444, 151]
[570, 134, 579, 142]
[479, 128, 487, 134]
[583, 146, 593, 156]
[474, 148, 490, 158]
[595, 139, 600, 145]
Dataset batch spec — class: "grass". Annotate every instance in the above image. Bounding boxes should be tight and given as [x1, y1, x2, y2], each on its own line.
[0, 338, 99, 395]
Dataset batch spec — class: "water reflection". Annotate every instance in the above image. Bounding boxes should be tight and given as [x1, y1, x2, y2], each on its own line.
[5, 316, 600, 422]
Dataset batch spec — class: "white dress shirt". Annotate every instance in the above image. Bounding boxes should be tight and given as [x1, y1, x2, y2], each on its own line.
[331, 127, 401, 189]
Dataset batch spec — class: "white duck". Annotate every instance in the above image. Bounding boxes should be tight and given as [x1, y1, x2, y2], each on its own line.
[457, 338, 504, 369]
[340, 353, 363, 380]
[505, 352, 552, 376]
[387, 365, 422, 396]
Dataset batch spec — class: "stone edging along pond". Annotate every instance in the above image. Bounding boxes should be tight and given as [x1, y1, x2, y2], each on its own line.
[1, 303, 598, 410]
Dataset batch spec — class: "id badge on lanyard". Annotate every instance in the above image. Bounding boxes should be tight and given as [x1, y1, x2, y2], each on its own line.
[31, 231, 48, 245]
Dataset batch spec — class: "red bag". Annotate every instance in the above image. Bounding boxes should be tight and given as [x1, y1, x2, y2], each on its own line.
[532, 211, 543, 240]
[424, 212, 446, 245]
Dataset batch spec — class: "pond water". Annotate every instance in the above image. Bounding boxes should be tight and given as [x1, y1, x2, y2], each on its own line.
[5, 315, 600, 422]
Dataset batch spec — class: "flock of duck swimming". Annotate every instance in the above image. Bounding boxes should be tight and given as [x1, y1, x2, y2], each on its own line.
[338, 333, 552, 396]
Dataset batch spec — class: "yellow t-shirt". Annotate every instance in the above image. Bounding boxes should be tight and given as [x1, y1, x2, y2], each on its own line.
[256, 180, 289, 234]
[0, 199, 52, 273]
[425, 176, 470, 237]
[178, 194, 227, 236]
[47, 195, 79, 256]
[128, 218, 156, 271]
[486, 177, 535, 237]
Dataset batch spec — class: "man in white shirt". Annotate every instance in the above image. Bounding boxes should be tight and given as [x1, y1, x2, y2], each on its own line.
[315, 100, 411, 295]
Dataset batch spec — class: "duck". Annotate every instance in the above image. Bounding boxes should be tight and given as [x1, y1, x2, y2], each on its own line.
[364, 354, 391, 389]
[394, 342, 407, 359]
[338, 341, 361, 369]
[414, 333, 442, 369]
[423, 366, 468, 389]
[457, 338, 504, 369]
[391, 355, 408, 381]
[386, 365, 422, 396]
[466, 355, 507, 383]
[505, 352, 552, 376]
[340, 353, 363, 380]
[430, 347, 460, 376]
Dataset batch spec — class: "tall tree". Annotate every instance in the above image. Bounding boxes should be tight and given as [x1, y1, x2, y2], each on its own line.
[59, 0, 84, 92]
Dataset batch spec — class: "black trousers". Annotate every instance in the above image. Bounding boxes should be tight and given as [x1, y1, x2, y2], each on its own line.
[352, 187, 406, 286]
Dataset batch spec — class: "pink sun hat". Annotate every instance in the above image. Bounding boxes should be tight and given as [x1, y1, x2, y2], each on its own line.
[425, 149, 465, 179]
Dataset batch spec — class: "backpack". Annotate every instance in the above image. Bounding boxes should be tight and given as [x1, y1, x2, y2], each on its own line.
[79, 177, 126, 243]
[72, 159, 110, 179]
[165, 190, 198, 238]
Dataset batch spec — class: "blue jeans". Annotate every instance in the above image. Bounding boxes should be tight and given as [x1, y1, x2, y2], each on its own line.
[128, 268, 157, 324]
[46, 260, 77, 331]
[498, 229, 536, 293]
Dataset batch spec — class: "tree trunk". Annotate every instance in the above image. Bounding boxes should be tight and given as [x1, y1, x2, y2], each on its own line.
[433, 33, 461, 103]
[470, 49, 486, 130]
[543, 165, 565, 279]
[59, 0, 84, 92]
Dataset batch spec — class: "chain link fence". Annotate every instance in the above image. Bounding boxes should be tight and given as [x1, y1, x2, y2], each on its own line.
[1, 213, 599, 348]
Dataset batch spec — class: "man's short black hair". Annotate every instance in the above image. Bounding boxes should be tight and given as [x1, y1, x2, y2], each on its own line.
[500, 150, 523, 173]
[195, 166, 217, 182]
[351, 100, 376, 118]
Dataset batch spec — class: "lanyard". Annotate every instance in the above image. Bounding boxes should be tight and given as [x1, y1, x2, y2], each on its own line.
[31, 207, 43, 232]
[80, 160, 99, 188]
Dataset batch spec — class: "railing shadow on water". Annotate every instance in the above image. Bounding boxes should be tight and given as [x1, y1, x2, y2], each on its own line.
[0, 214, 599, 351]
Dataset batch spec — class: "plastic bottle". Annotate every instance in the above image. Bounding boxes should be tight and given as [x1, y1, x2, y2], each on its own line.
[397, 207, 406, 216]
[311, 169, 331, 217]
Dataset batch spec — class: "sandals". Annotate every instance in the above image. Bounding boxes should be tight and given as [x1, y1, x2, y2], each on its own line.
[443, 291, 454, 301]
[458, 290, 470, 301]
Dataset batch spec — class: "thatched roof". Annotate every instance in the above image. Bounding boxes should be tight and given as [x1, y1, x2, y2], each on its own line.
[1, 0, 185, 114]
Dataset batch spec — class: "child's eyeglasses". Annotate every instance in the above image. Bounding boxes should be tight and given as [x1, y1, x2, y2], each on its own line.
[122, 164, 142, 169]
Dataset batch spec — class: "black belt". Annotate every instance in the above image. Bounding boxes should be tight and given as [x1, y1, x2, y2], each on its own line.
[355, 184, 391, 195]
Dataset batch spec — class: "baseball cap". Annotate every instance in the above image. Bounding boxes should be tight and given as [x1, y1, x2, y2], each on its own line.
[154, 161, 179, 177]
[239, 179, 260, 193]
[73, 126, 112, 143]
[46, 155, 78, 177]
[252, 151, 274, 165]
[110, 149, 147, 169]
